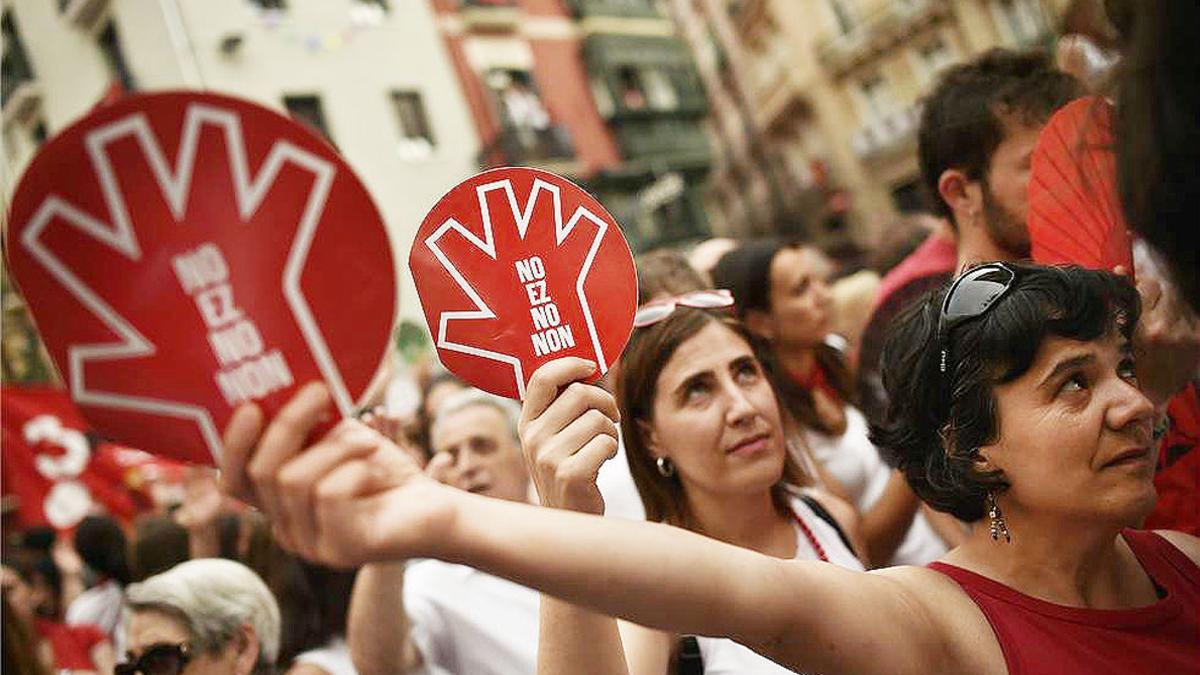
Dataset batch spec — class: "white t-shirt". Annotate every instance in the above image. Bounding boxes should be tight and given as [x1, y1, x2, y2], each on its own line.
[803, 406, 946, 566]
[67, 578, 126, 655]
[694, 495, 864, 674]
[597, 433, 646, 521]
[404, 558, 539, 675]
[294, 637, 358, 675]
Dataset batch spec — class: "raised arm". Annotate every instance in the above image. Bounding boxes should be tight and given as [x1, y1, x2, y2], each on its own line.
[518, 359, 640, 675]
[220, 382, 961, 675]
[346, 562, 423, 675]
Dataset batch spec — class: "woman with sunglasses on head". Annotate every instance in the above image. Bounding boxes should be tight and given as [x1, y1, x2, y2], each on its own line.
[221, 263, 1200, 675]
[524, 289, 866, 675]
[713, 240, 952, 566]
[120, 559, 280, 675]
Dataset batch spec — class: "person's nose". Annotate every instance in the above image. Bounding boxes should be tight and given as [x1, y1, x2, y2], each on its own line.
[1107, 377, 1156, 441]
[723, 380, 758, 429]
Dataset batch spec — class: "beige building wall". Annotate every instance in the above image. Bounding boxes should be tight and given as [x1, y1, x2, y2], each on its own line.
[2, 0, 480, 323]
[682, 0, 1064, 246]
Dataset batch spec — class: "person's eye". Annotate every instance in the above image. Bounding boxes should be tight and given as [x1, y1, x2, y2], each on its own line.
[734, 361, 760, 383]
[683, 380, 710, 404]
[1118, 358, 1139, 383]
[1060, 372, 1089, 394]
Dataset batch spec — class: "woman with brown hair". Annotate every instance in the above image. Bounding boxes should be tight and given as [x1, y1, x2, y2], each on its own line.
[517, 293, 865, 673]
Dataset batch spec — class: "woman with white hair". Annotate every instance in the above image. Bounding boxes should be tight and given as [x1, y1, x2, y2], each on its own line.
[119, 558, 280, 675]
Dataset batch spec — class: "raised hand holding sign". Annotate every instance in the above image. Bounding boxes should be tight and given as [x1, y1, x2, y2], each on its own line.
[409, 168, 637, 399]
[5, 92, 396, 465]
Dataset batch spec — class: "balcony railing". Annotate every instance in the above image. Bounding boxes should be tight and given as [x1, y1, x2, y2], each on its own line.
[850, 103, 921, 159]
[459, 0, 520, 30]
[479, 124, 575, 168]
[816, 0, 951, 78]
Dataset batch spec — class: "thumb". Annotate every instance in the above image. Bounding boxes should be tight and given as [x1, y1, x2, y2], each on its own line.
[424, 452, 455, 484]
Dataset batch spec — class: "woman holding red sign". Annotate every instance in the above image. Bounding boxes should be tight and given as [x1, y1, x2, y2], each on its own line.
[519, 290, 866, 674]
[220, 264, 1200, 675]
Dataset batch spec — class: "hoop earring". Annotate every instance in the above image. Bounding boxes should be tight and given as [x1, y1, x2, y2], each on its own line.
[655, 456, 675, 478]
[987, 491, 1011, 543]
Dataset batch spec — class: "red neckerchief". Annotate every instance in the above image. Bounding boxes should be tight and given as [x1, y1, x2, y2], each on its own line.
[790, 362, 841, 407]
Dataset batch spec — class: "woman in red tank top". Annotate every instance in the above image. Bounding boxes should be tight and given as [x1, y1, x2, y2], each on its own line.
[223, 264, 1200, 675]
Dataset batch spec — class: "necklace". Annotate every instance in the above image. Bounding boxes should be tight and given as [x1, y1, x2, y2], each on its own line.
[792, 509, 829, 562]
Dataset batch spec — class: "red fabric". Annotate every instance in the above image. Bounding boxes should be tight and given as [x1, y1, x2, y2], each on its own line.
[35, 618, 107, 670]
[1, 385, 186, 531]
[871, 233, 957, 313]
[929, 530, 1200, 674]
[1144, 383, 1200, 536]
[789, 362, 840, 407]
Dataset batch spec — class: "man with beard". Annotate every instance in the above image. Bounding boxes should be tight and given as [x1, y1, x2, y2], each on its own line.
[917, 48, 1083, 268]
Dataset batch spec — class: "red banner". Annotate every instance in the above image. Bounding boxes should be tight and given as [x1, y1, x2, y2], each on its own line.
[1, 386, 184, 531]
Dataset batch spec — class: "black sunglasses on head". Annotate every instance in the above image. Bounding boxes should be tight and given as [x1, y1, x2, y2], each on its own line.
[115, 643, 192, 675]
[937, 263, 1018, 374]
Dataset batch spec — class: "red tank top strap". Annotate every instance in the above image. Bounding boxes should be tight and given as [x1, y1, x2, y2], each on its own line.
[1120, 528, 1200, 593]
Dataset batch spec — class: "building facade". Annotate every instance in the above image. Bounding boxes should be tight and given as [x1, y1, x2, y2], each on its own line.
[1, 0, 482, 344]
[430, 0, 714, 252]
[672, 0, 1067, 245]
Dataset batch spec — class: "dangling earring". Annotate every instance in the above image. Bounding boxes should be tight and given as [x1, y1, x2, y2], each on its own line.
[987, 491, 1011, 543]
[655, 456, 675, 478]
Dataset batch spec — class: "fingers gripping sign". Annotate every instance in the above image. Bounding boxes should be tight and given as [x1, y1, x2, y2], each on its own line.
[519, 358, 621, 515]
[219, 382, 453, 567]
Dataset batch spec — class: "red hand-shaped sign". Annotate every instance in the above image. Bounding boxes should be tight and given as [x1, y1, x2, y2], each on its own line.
[5, 91, 396, 465]
[410, 168, 637, 399]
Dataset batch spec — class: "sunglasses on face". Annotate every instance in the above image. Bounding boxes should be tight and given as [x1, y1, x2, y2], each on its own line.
[116, 643, 192, 675]
[633, 289, 735, 328]
[937, 263, 1017, 374]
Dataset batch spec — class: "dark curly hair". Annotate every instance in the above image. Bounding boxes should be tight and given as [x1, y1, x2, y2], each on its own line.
[869, 264, 1140, 521]
[918, 48, 1083, 226]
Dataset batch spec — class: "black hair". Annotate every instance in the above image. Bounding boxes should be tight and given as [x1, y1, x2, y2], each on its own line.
[132, 515, 191, 581]
[712, 240, 856, 434]
[870, 264, 1140, 521]
[1110, 0, 1200, 312]
[918, 48, 1083, 226]
[73, 515, 131, 586]
[635, 248, 709, 304]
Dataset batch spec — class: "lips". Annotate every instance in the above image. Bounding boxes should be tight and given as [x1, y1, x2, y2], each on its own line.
[726, 432, 770, 456]
[1102, 446, 1152, 469]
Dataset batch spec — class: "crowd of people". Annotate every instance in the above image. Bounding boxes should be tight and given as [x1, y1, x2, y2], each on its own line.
[4, 0, 1198, 673]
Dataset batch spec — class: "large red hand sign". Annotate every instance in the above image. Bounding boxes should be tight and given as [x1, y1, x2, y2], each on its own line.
[5, 91, 396, 465]
[410, 168, 637, 399]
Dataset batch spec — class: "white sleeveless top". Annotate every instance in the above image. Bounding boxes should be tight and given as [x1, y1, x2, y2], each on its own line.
[804, 406, 947, 566]
[693, 496, 864, 674]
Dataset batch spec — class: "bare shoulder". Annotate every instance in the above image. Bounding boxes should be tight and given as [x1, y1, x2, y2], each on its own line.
[1153, 530, 1200, 566]
[806, 488, 861, 531]
[869, 565, 1006, 675]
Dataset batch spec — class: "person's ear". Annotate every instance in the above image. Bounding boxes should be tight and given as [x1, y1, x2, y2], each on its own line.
[974, 444, 1002, 475]
[938, 169, 983, 227]
[744, 309, 775, 341]
[232, 624, 260, 675]
[638, 419, 660, 455]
